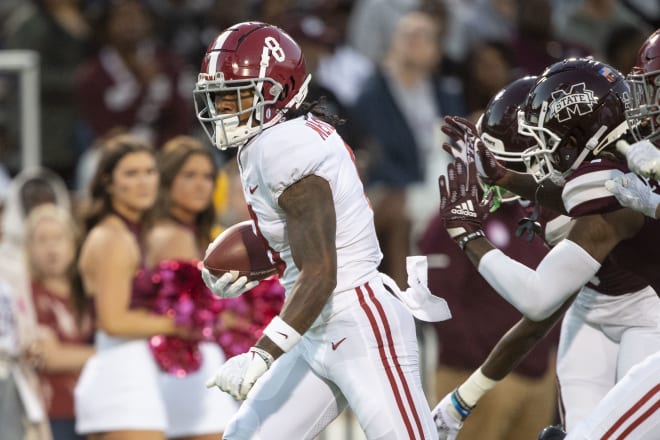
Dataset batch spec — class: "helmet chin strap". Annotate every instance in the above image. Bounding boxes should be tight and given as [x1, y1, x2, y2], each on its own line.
[561, 120, 628, 177]
[564, 124, 608, 176]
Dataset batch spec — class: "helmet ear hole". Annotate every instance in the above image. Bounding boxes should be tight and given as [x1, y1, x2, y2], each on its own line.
[555, 135, 580, 169]
[279, 84, 289, 101]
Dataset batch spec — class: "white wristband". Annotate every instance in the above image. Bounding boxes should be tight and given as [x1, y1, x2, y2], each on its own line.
[457, 368, 498, 408]
[262, 316, 302, 352]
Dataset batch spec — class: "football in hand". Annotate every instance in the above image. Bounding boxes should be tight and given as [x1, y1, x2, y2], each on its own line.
[203, 220, 277, 282]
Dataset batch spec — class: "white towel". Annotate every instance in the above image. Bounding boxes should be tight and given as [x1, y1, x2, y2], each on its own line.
[380, 256, 452, 322]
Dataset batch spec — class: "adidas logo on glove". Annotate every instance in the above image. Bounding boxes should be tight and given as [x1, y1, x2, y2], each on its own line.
[450, 200, 478, 217]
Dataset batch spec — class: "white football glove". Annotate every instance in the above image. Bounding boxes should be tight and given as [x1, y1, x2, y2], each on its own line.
[201, 267, 259, 298]
[617, 139, 660, 180]
[205, 347, 273, 400]
[605, 173, 660, 219]
[432, 391, 469, 440]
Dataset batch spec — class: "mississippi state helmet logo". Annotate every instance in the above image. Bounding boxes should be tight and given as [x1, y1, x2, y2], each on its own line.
[550, 83, 597, 122]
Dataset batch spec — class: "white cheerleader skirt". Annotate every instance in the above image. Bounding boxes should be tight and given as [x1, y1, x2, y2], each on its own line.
[160, 342, 239, 437]
[75, 332, 167, 434]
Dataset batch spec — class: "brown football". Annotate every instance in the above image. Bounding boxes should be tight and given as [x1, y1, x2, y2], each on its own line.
[203, 220, 277, 282]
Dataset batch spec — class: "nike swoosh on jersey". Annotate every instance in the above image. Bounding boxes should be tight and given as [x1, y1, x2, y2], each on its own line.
[331, 337, 347, 350]
[249, 185, 258, 194]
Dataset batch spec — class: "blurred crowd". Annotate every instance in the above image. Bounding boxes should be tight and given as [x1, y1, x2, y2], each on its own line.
[0, 0, 657, 439]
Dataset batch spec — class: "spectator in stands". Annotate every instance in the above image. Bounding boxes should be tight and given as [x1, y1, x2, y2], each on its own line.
[441, 0, 518, 67]
[26, 204, 94, 440]
[460, 40, 516, 120]
[510, 0, 588, 76]
[0, 168, 65, 440]
[351, 9, 464, 286]
[557, 0, 651, 59]
[1, 167, 71, 250]
[75, 0, 193, 149]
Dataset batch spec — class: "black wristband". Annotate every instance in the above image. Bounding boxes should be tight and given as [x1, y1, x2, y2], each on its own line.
[456, 230, 485, 250]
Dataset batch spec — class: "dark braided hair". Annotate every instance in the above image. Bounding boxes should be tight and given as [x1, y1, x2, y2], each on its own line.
[284, 96, 345, 127]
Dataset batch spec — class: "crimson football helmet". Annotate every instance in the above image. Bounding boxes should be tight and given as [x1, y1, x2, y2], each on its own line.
[194, 22, 311, 149]
[478, 75, 539, 172]
[517, 58, 631, 184]
[626, 29, 660, 143]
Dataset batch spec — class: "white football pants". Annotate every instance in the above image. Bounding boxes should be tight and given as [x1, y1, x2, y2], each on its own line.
[557, 285, 660, 430]
[566, 349, 660, 439]
[222, 276, 438, 440]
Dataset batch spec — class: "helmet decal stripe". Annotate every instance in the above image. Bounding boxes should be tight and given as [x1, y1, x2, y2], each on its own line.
[209, 31, 231, 52]
[207, 50, 221, 76]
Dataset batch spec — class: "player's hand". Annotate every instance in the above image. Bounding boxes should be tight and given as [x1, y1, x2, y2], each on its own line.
[605, 173, 660, 219]
[205, 347, 273, 400]
[617, 139, 660, 180]
[441, 116, 507, 185]
[201, 268, 259, 298]
[439, 156, 493, 240]
[432, 391, 469, 440]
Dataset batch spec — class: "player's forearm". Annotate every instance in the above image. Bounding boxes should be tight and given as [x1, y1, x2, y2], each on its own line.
[276, 270, 336, 334]
[498, 170, 567, 214]
[264, 174, 338, 358]
[481, 298, 571, 380]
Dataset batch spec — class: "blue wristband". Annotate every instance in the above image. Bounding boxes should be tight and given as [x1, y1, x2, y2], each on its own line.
[450, 390, 472, 419]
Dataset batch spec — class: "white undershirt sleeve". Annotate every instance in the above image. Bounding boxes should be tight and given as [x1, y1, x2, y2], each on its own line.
[477, 239, 601, 321]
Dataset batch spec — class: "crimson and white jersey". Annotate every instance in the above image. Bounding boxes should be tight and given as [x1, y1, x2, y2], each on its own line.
[237, 114, 382, 294]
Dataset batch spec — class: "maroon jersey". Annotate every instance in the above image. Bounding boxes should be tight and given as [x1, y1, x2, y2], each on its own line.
[562, 157, 660, 293]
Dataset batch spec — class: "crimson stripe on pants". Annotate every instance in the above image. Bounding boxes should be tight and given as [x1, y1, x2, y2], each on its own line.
[355, 283, 421, 439]
[601, 384, 659, 440]
[364, 283, 425, 439]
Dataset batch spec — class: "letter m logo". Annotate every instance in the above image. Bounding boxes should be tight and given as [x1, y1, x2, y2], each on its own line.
[550, 82, 597, 123]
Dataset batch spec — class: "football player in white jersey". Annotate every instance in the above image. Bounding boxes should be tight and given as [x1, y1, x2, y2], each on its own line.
[193, 21, 450, 440]
[436, 57, 660, 439]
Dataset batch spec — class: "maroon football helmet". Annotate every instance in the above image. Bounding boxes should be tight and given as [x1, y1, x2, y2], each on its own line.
[626, 29, 660, 143]
[517, 58, 631, 184]
[478, 75, 538, 172]
[194, 22, 311, 149]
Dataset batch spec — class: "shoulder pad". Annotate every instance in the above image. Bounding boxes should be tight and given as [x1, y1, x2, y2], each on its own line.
[562, 158, 627, 217]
